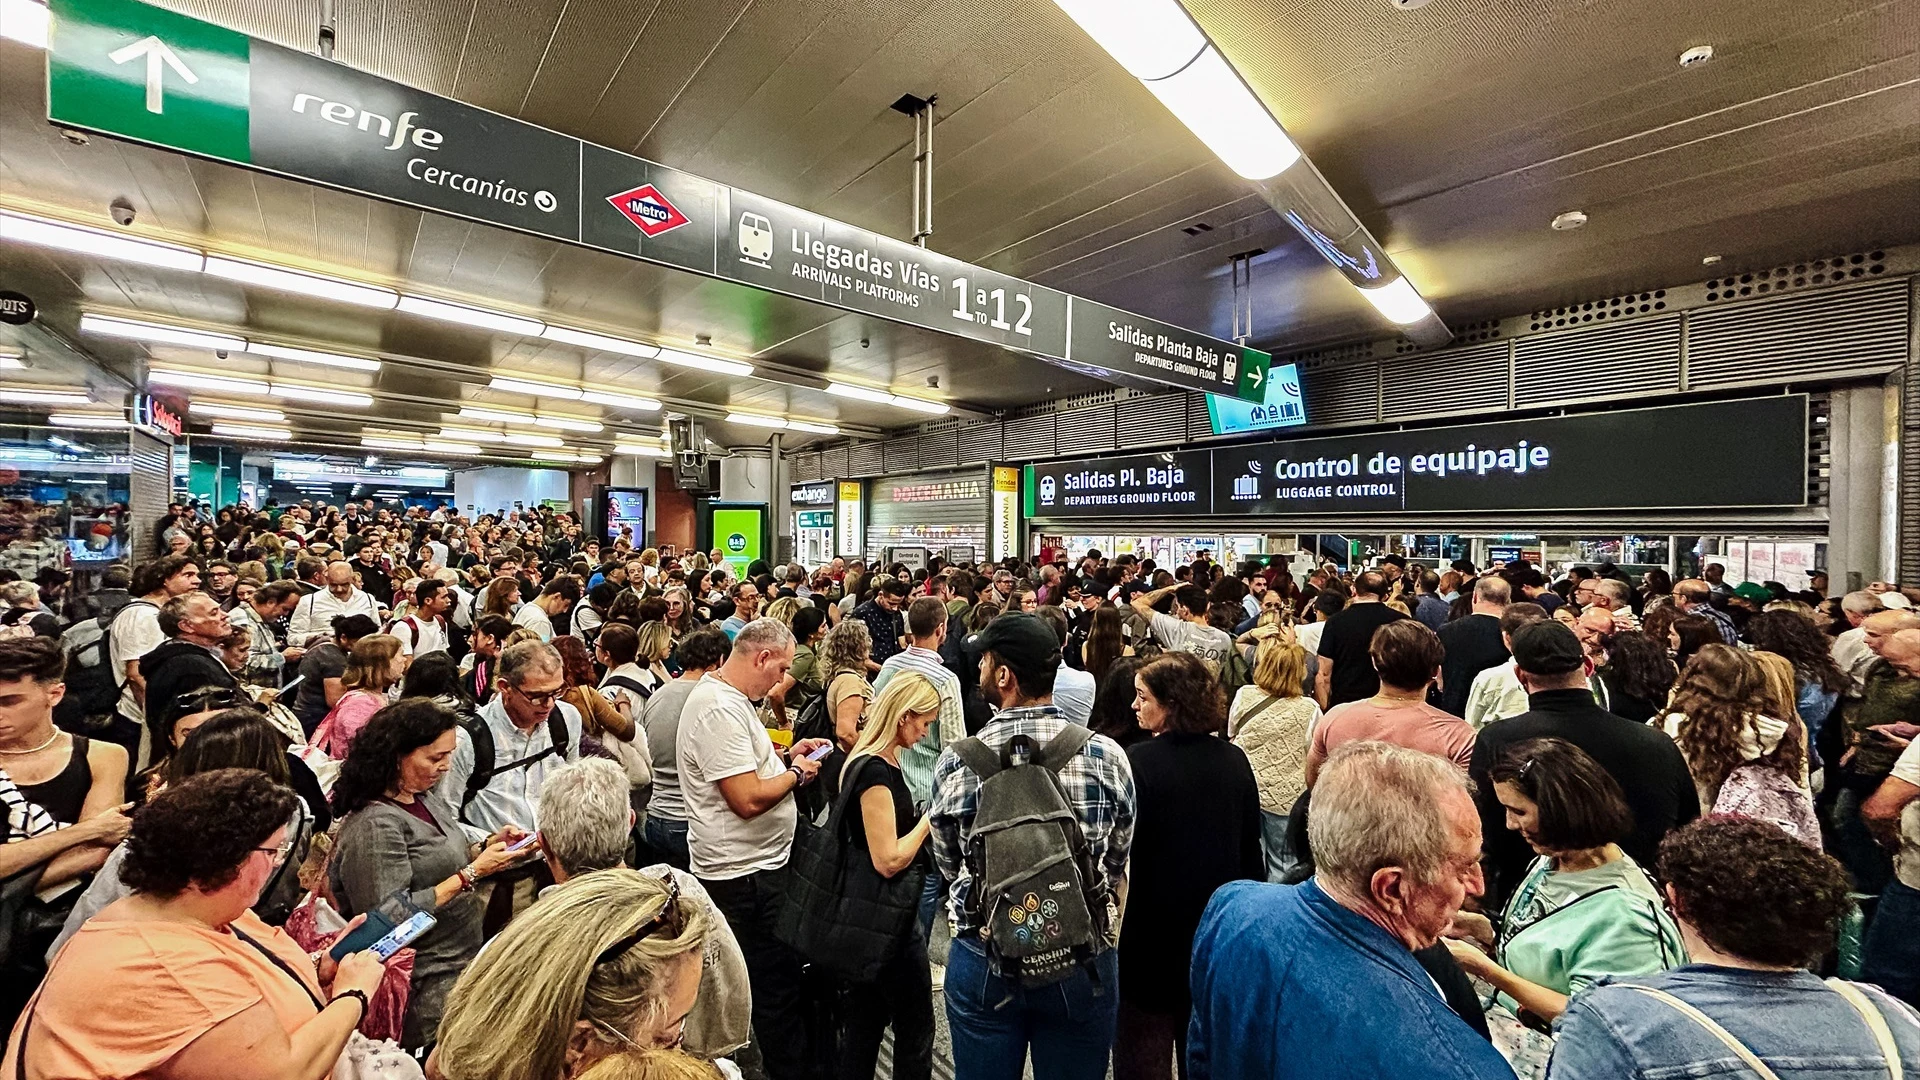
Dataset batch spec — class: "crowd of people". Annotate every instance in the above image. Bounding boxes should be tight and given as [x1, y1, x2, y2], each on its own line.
[2, 495, 1918, 1079]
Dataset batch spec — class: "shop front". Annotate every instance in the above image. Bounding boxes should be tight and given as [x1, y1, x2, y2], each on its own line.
[1022, 395, 1831, 584]
[789, 481, 836, 565]
[864, 466, 1010, 567]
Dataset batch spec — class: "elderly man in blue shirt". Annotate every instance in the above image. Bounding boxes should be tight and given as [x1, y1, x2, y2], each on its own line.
[1188, 741, 1513, 1080]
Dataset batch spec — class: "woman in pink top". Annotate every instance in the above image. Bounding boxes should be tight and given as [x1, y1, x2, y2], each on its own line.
[1305, 620, 1475, 786]
[314, 634, 403, 759]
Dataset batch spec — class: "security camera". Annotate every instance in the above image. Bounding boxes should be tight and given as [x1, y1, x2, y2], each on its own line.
[109, 198, 136, 227]
[216, 349, 229, 359]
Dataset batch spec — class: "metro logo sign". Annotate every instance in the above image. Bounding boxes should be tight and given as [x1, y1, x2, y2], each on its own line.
[607, 184, 688, 238]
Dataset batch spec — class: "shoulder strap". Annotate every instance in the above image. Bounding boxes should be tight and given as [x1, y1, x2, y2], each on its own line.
[603, 675, 653, 700]
[546, 704, 569, 754]
[1035, 724, 1095, 772]
[1618, 986, 1783, 1080]
[1829, 980, 1906, 1080]
[953, 736, 1003, 781]
[231, 924, 327, 1011]
[1231, 693, 1282, 738]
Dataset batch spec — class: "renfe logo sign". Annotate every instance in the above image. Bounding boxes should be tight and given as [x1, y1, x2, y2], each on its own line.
[608, 185, 689, 238]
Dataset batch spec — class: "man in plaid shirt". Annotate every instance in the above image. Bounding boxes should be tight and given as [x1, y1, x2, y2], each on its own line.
[929, 611, 1136, 1080]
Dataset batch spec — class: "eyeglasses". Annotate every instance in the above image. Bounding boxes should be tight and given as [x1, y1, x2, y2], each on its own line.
[509, 683, 564, 708]
[254, 836, 296, 866]
[595, 875, 682, 966]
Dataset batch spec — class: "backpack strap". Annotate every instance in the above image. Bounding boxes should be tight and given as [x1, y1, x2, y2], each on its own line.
[1034, 724, 1095, 772]
[1828, 979, 1907, 1080]
[1616, 986, 1783, 1080]
[602, 675, 654, 701]
[953, 736, 1003, 781]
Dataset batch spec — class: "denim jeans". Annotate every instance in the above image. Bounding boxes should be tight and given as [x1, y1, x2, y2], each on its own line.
[1864, 878, 1920, 1008]
[944, 937, 1119, 1080]
[918, 866, 948, 941]
[643, 815, 690, 872]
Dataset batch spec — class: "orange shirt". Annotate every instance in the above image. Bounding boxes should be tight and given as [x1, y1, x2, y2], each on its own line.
[7, 908, 322, 1079]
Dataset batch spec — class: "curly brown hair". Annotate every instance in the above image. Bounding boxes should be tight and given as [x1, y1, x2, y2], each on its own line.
[1136, 652, 1227, 735]
[122, 769, 297, 898]
[1659, 816, 1851, 967]
[1660, 644, 1806, 801]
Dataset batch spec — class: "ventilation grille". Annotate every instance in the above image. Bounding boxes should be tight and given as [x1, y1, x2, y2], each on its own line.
[1055, 405, 1117, 455]
[918, 429, 959, 470]
[957, 421, 1002, 465]
[1002, 413, 1057, 459]
[1009, 388, 1116, 419]
[1688, 279, 1910, 388]
[1704, 251, 1887, 303]
[1298, 361, 1378, 425]
[1381, 342, 1510, 418]
[1394, 319, 1502, 354]
[1187, 393, 1213, 438]
[789, 452, 821, 483]
[1513, 316, 1682, 406]
[1278, 339, 1377, 369]
[1117, 391, 1189, 448]
[1529, 289, 1669, 332]
[883, 437, 920, 474]
[847, 442, 884, 478]
[816, 446, 851, 480]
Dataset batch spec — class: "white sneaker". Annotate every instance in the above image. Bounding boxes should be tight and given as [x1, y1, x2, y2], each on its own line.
[929, 961, 946, 991]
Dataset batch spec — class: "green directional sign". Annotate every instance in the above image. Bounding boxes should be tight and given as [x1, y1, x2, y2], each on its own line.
[1235, 347, 1271, 402]
[48, 0, 251, 163]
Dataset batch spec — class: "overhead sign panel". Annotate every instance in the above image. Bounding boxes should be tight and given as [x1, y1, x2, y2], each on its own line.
[1024, 450, 1214, 519]
[44, 0, 1265, 401]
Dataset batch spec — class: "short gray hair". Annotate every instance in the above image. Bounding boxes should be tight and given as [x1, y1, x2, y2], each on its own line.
[0, 581, 37, 607]
[1592, 578, 1631, 606]
[499, 639, 562, 687]
[1473, 576, 1511, 605]
[1843, 590, 1885, 617]
[730, 618, 795, 657]
[1310, 742, 1472, 895]
[538, 758, 631, 876]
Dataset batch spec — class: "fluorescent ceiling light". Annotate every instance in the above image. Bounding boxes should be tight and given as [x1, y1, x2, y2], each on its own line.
[149, 368, 269, 394]
[269, 383, 373, 407]
[533, 414, 604, 433]
[396, 295, 544, 336]
[787, 419, 841, 435]
[616, 444, 672, 457]
[0, 387, 92, 405]
[1141, 46, 1299, 180]
[204, 256, 399, 309]
[726, 412, 787, 429]
[210, 423, 292, 441]
[1053, 0, 1207, 81]
[489, 375, 583, 399]
[1, 0, 50, 48]
[458, 405, 530, 424]
[438, 426, 505, 443]
[424, 440, 483, 455]
[248, 343, 382, 372]
[398, 467, 446, 479]
[1357, 276, 1434, 325]
[361, 438, 423, 451]
[889, 395, 950, 415]
[191, 402, 285, 422]
[541, 325, 662, 358]
[570, 452, 604, 465]
[47, 413, 127, 428]
[80, 313, 245, 352]
[503, 432, 564, 448]
[580, 389, 662, 411]
[0, 351, 24, 370]
[827, 382, 894, 404]
[657, 349, 754, 378]
[1, 209, 203, 272]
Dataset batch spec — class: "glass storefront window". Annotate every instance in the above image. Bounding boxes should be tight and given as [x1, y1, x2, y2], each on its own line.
[0, 423, 133, 616]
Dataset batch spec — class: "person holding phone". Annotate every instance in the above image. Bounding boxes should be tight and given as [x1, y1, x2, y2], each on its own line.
[6, 770, 390, 1079]
[330, 699, 537, 1051]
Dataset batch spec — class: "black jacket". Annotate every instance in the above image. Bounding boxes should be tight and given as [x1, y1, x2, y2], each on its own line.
[1436, 613, 1509, 716]
[1469, 688, 1699, 903]
[140, 639, 239, 746]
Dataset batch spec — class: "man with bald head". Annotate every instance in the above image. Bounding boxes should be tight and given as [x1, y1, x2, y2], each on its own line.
[288, 559, 382, 642]
[1672, 578, 1737, 644]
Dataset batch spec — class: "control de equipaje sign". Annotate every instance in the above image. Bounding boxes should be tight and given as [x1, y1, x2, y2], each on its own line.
[1024, 396, 1810, 518]
[43, 0, 1268, 402]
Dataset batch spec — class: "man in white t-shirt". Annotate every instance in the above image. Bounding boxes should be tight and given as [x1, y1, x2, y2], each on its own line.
[512, 577, 579, 643]
[678, 618, 830, 1080]
[1131, 582, 1234, 672]
[390, 578, 453, 661]
[109, 555, 201, 769]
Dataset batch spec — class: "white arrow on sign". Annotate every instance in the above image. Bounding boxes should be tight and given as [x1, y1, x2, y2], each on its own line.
[108, 35, 198, 115]
[1247, 366, 1264, 387]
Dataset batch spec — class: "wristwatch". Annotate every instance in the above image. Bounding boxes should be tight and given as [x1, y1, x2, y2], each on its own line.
[788, 765, 807, 788]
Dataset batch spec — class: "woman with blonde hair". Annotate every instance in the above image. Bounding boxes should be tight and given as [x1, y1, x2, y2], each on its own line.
[1225, 633, 1321, 880]
[578, 1049, 723, 1080]
[834, 671, 937, 1080]
[763, 596, 802, 629]
[638, 548, 662, 583]
[313, 633, 403, 758]
[1659, 644, 1815, 841]
[432, 869, 710, 1080]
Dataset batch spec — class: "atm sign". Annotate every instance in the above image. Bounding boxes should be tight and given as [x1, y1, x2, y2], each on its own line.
[607, 184, 688, 238]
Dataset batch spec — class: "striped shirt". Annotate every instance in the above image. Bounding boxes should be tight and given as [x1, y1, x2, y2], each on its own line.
[872, 645, 963, 807]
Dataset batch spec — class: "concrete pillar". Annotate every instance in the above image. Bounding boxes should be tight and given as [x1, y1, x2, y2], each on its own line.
[1827, 382, 1899, 593]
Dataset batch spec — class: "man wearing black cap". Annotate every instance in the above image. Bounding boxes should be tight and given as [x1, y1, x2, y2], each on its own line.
[1468, 619, 1698, 904]
[929, 611, 1137, 1079]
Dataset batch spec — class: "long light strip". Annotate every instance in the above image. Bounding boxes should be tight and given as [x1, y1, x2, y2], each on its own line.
[826, 382, 893, 404]
[424, 440, 483, 455]
[248, 343, 382, 372]
[488, 375, 583, 399]
[269, 383, 374, 407]
[502, 432, 565, 448]
[616, 443, 672, 457]
[579, 389, 662, 411]
[457, 405, 530, 424]
[47, 413, 128, 428]
[657, 349, 754, 378]
[1, 0, 49, 47]
[1, 209, 204, 272]
[438, 426, 506, 444]
[787, 419, 841, 435]
[888, 395, 950, 415]
[80, 314, 246, 352]
[362, 435, 424, 450]
[210, 423, 292, 440]
[204, 256, 399, 309]
[541, 325, 662, 358]
[724, 412, 840, 435]
[532, 414, 603, 433]
[192, 402, 286, 422]
[1357, 277, 1434, 324]
[149, 368, 269, 394]
[0, 387, 92, 404]
[397, 295, 545, 336]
